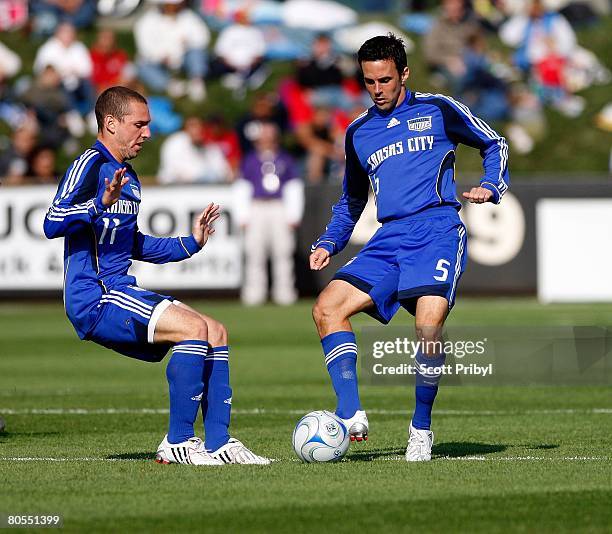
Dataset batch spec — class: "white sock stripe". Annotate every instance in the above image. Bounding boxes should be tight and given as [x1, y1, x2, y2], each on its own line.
[172, 345, 208, 352]
[172, 348, 208, 356]
[101, 294, 152, 317]
[177, 343, 208, 352]
[109, 290, 153, 311]
[100, 296, 150, 319]
[210, 351, 229, 357]
[324, 342, 357, 360]
[325, 348, 358, 365]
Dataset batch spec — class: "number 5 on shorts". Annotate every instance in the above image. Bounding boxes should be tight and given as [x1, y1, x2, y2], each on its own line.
[433, 259, 450, 281]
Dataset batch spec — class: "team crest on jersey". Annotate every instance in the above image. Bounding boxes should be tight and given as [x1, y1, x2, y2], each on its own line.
[130, 184, 141, 199]
[408, 116, 432, 132]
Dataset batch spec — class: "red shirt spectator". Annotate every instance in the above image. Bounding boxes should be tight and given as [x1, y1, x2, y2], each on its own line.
[89, 28, 129, 93]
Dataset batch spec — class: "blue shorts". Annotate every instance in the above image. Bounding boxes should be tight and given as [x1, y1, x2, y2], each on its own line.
[333, 209, 467, 324]
[86, 285, 176, 362]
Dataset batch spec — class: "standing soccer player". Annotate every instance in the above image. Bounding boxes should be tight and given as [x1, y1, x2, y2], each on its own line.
[44, 86, 268, 465]
[310, 34, 509, 461]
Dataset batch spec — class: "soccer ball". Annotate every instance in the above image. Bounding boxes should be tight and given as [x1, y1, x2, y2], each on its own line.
[292, 410, 350, 463]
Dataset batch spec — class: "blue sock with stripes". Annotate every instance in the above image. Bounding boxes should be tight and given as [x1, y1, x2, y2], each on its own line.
[202, 346, 232, 452]
[166, 340, 207, 444]
[322, 331, 361, 419]
[412, 350, 446, 430]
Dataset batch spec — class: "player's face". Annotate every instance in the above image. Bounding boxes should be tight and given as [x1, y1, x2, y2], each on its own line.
[361, 60, 409, 112]
[116, 101, 151, 161]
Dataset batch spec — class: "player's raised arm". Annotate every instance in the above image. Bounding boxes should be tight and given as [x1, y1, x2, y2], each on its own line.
[440, 96, 510, 204]
[132, 203, 221, 264]
[309, 120, 370, 269]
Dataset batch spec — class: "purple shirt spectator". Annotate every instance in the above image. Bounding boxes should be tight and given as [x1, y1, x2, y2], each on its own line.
[240, 150, 297, 200]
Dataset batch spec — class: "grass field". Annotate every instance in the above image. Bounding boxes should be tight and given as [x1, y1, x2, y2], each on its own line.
[1, 298, 611, 532]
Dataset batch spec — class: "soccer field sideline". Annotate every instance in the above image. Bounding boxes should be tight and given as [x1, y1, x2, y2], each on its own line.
[2, 299, 612, 532]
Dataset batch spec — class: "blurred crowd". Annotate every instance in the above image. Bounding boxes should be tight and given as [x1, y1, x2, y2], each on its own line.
[1, 0, 611, 187]
[0, 0, 610, 304]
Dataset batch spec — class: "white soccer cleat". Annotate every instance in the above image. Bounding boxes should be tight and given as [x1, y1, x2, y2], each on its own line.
[209, 438, 271, 465]
[339, 410, 369, 442]
[155, 435, 223, 466]
[405, 423, 434, 462]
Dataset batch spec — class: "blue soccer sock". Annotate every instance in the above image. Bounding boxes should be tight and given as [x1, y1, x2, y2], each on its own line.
[166, 340, 207, 444]
[322, 331, 361, 419]
[412, 350, 446, 430]
[202, 345, 232, 452]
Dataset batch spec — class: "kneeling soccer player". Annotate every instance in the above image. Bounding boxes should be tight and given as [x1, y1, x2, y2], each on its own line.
[44, 86, 268, 465]
[309, 34, 510, 461]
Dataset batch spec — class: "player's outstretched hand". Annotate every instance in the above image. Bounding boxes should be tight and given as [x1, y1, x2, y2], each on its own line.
[310, 247, 331, 271]
[102, 167, 129, 207]
[462, 186, 493, 204]
[193, 203, 221, 248]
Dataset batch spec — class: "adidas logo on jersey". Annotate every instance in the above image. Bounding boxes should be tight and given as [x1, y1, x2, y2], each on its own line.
[386, 117, 400, 129]
[191, 392, 203, 402]
[224, 397, 232, 405]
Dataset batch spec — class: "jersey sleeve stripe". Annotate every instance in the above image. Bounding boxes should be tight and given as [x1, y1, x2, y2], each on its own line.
[416, 92, 509, 196]
[58, 150, 100, 203]
[59, 149, 95, 200]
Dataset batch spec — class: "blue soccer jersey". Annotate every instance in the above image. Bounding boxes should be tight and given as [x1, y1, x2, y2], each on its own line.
[312, 90, 509, 256]
[44, 140, 201, 341]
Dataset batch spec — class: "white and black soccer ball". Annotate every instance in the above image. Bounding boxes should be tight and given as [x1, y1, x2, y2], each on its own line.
[292, 410, 350, 463]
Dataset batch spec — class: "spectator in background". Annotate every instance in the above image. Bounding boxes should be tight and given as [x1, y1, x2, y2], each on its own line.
[500, 0, 576, 74]
[0, 41, 21, 83]
[423, 0, 481, 90]
[0, 42, 23, 128]
[295, 105, 343, 184]
[30, 0, 96, 37]
[134, 0, 210, 102]
[211, 11, 267, 98]
[33, 22, 94, 122]
[296, 33, 343, 90]
[202, 114, 242, 175]
[20, 65, 71, 148]
[0, 123, 38, 183]
[89, 28, 131, 94]
[457, 32, 510, 122]
[236, 92, 288, 154]
[26, 145, 58, 183]
[500, 0, 584, 116]
[238, 121, 303, 306]
[158, 116, 231, 184]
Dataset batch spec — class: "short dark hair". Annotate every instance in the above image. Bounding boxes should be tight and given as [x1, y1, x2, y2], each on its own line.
[95, 86, 148, 132]
[357, 33, 407, 75]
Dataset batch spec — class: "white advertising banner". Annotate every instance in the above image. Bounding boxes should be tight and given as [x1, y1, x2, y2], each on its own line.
[537, 199, 612, 302]
[0, 185, 243, 290]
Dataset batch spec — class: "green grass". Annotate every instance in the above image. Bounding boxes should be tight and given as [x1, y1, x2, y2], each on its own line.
[1, 299, 611, 532]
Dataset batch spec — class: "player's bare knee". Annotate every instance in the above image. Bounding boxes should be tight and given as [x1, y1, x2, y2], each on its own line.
[312, 297, 333, 328]
[207, 320, 228, 347]
[184, 315, 208, 341]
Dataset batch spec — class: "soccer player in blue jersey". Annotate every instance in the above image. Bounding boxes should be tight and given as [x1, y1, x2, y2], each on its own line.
[310, 34, 509, 461]
[44, 86, 268, 465]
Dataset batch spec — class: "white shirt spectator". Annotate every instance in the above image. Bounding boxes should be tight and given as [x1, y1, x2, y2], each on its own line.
[500, 13, 577, 63]
[135, 8, 210, 70]
[158, 132, 231, 184]
[214, 23, 266, 71]
[0, 42, 21, 79]
[34, 37, 92, 90]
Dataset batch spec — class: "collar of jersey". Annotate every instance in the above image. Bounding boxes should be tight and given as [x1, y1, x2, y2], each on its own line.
[371, 89, 412, 118]
[93, 140, 124, 166]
